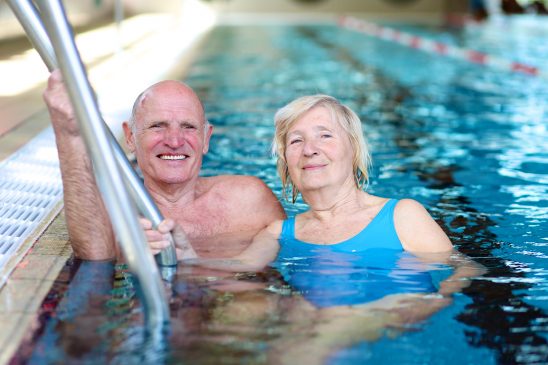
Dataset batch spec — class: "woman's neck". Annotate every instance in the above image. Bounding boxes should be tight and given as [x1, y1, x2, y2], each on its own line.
[302, 179, 366, 222]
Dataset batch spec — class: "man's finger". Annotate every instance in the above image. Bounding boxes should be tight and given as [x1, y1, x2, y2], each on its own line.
[139, 217, 153, 230]
[144, 229, 164, 242]
[158, 218, 175, 234]
[150, 239, 169, 251]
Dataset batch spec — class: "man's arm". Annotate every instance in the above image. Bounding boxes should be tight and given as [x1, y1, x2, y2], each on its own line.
[44, 70, 116, 259]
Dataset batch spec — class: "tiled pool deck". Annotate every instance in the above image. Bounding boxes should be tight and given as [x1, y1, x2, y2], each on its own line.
[0, 210, 71, 364]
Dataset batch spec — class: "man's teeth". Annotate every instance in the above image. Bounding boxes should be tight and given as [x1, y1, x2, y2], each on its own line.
[159, 155, 187, 160]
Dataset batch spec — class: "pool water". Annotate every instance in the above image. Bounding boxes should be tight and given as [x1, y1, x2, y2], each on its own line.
[15, 20, 548, 364]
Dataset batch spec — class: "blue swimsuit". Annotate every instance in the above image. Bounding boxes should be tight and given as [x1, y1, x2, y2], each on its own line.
[274, 199, 437, 307]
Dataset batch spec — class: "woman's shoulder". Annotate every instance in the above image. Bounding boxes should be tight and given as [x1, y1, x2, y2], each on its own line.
[392, 198, 453, 253]
[393, 198, 437, 229]
[394, 198, 428, 214]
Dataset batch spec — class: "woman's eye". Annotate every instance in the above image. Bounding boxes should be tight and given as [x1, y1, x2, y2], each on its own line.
[289, 139, 302, 145]
[321, 134, 332, 139]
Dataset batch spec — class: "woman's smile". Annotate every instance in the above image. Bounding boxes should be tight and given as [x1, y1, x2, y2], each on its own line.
[302, 163, 327, 171]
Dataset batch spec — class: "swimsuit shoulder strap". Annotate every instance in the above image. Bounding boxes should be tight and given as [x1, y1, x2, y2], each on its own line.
[279, 217, 296, 244]
[378, 198, 398, 220]
[350, 198, 402, 250]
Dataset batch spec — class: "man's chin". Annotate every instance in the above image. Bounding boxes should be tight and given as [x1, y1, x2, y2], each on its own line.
[160, 176, 193, 185]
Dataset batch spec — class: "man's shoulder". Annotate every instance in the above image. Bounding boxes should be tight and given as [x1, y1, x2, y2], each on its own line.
[198, 175, 286, 223]
[201, 175, 271, 194]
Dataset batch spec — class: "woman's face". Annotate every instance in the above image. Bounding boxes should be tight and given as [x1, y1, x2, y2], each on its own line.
[284, 106, 355, 194]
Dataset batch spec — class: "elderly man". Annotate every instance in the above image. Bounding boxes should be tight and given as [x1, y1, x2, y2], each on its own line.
[44, 70, 286, 260]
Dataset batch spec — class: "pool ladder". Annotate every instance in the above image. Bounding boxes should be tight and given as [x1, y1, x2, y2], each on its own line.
[7, 0, 176, 334]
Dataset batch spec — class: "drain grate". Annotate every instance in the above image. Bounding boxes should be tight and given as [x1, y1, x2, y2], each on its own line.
[0, 128, 62, 287]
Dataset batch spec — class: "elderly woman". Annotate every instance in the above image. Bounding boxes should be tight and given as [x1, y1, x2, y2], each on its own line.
[146, 95, 480, 364]
[147, 94, 453, 266]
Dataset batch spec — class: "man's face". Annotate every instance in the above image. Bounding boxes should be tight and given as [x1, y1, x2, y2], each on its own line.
[123, 82, 213, 189]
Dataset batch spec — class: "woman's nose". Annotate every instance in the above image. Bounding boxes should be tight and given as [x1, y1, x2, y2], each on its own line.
[302, 140, 318, 157]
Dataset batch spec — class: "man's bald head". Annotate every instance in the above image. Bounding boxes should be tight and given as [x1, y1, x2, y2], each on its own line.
[128, 80, 207, 130]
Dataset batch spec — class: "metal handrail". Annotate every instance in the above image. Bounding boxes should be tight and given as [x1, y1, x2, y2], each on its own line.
[32, 0, 169, 331]
[6, 0, 178, 269]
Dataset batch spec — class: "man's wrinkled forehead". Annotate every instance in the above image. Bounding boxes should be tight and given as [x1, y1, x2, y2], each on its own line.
[132, 81, 206, 123]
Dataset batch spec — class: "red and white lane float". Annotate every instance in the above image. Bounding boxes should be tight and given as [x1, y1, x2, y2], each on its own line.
[338, 15, 546, 80]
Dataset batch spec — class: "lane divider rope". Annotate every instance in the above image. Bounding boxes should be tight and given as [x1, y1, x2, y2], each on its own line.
[338, 16, 546, 80]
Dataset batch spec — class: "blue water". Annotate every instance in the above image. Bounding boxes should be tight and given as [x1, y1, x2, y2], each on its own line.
[16, 19, 548, 365]
[194, 22, 548, 363]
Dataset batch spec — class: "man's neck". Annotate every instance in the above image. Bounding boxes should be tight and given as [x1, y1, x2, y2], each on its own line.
[145, 177, 202, 210]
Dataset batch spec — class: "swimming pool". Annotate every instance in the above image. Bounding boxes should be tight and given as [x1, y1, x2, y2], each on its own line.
[14, 19, 548, 364]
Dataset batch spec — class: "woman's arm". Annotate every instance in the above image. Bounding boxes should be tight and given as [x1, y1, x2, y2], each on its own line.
[412, 249, 487, 297]
[143, 218, 283, 272]
[393, 199, 486, 294]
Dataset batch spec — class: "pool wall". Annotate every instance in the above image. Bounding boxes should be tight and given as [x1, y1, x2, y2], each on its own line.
[0, 0, 468, 41]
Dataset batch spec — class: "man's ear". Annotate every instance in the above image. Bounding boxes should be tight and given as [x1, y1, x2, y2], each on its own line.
[202, 124, 214, 154]
[122, 121, 135, 152]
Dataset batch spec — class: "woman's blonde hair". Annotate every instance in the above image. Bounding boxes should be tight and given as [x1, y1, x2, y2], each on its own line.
[272, 95, 372, 203]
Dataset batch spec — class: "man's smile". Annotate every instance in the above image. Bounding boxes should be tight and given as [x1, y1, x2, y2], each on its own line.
[158, 153, 188, 160]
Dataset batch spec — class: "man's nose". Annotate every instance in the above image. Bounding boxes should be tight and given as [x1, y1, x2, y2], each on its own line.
[164, 128, 185, 148]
